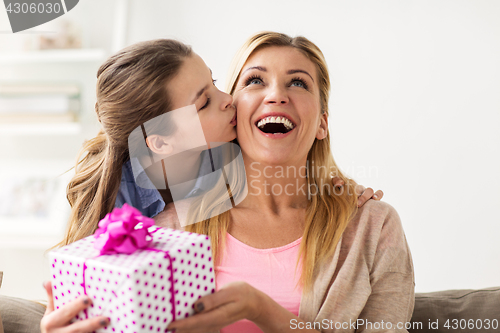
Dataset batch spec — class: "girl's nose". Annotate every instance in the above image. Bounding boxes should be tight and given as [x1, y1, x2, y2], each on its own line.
[264, 84, 289, 105]
[220, 91, 234, 110]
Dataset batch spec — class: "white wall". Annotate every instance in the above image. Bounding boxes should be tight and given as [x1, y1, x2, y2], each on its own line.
[0, 0, 498, 298]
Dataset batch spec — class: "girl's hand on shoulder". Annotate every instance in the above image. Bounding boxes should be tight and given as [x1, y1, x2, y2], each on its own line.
[331, 176, 384, 207]
[41, 281, 110, 333]
[166, 281, 261, 333]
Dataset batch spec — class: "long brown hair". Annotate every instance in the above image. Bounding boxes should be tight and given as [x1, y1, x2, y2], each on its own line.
[61, 39, 192, 246]
[186, 32, 359, 293]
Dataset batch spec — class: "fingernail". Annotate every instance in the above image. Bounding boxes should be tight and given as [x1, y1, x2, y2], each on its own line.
[195, 302, 204, 312]
[373, 194, 378, 199]
[82, 296, 89, 305]
[99, 318, 109, 326]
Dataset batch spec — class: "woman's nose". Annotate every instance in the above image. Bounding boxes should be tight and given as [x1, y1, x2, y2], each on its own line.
[264, 84, 289, 105]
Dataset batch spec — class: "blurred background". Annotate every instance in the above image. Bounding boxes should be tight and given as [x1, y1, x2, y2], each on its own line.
[0, 0, 499, 300]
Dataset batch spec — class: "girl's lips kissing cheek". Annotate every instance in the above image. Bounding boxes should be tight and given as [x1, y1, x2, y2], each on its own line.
[230, 111, 237, 126]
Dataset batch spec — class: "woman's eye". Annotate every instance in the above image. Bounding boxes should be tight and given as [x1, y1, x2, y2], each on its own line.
[199, 98, 210, 111]
[244, 75, 263, 86]
[290, 78, 308, 89]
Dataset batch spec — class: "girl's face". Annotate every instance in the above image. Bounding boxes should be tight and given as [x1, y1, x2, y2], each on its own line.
[232, 46, 328, 166]
[166, 53, 237, 147]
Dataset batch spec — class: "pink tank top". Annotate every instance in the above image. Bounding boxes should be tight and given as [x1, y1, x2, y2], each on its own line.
[216, 232, 303, 332]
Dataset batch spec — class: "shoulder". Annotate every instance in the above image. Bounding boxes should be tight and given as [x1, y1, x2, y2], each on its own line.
[346, 200, 403, 238]
[115, 161, 137, 205]
[120, 159, 136, 183]
[357, 199, 399, 220]
[342, 200, 412, 274]
[116, 160, 136, 197]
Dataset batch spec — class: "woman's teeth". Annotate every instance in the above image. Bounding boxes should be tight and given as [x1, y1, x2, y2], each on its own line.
[257, 116, 294, 131]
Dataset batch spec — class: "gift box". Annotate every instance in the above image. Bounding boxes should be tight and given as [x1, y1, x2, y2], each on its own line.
[48, 204, 215, 332]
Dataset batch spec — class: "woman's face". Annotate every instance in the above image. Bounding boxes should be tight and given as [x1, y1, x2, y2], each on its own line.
[166, 53, 237, 147]
[232, 46, 327, 166]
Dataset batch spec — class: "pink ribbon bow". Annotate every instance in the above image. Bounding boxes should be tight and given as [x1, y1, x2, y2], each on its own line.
[94, 203, 155, 255]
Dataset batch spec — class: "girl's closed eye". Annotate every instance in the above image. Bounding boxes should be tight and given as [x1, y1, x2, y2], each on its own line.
[199, 97, 210, 111]
[244, 75, 264, 86]
[290, 77, 308, 90]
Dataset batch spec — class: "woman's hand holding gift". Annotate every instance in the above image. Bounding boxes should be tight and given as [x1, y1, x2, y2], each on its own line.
[166, 281, 319, 333]
[166, 281, 260, 333]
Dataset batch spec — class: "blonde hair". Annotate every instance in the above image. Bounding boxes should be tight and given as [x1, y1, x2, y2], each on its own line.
[186, 31, 359, 292]
[61, 39, 192, 246]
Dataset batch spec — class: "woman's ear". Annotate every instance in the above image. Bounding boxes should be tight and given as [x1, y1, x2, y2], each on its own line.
[146, 135, 174, 156]
[315, 112, 328, 140]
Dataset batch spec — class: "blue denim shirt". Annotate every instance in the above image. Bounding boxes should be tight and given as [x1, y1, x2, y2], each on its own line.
[115, 150, 214, 218]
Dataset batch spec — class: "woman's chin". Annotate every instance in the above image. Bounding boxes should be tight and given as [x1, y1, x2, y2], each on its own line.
[250, 149, 300, 166]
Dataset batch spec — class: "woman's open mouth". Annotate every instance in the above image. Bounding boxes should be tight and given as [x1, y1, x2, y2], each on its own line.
[255, 115, 296, 137]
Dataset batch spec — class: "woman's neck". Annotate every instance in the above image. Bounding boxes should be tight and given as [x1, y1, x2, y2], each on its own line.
[238, 155, 310, 213]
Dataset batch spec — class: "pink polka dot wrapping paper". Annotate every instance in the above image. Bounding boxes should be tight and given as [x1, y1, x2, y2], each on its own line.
[48, 227, 216, 332]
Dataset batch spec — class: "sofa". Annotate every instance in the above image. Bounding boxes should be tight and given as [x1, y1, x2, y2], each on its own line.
[1, 269, 499, 333]
[408, 287, 500, 333]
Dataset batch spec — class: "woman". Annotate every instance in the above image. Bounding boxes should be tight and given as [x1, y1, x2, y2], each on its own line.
[41, 37, 382, 332]
[162, 32, 414, 332]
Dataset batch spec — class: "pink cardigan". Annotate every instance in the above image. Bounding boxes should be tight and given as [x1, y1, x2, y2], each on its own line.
[154, 200, 415, 332]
